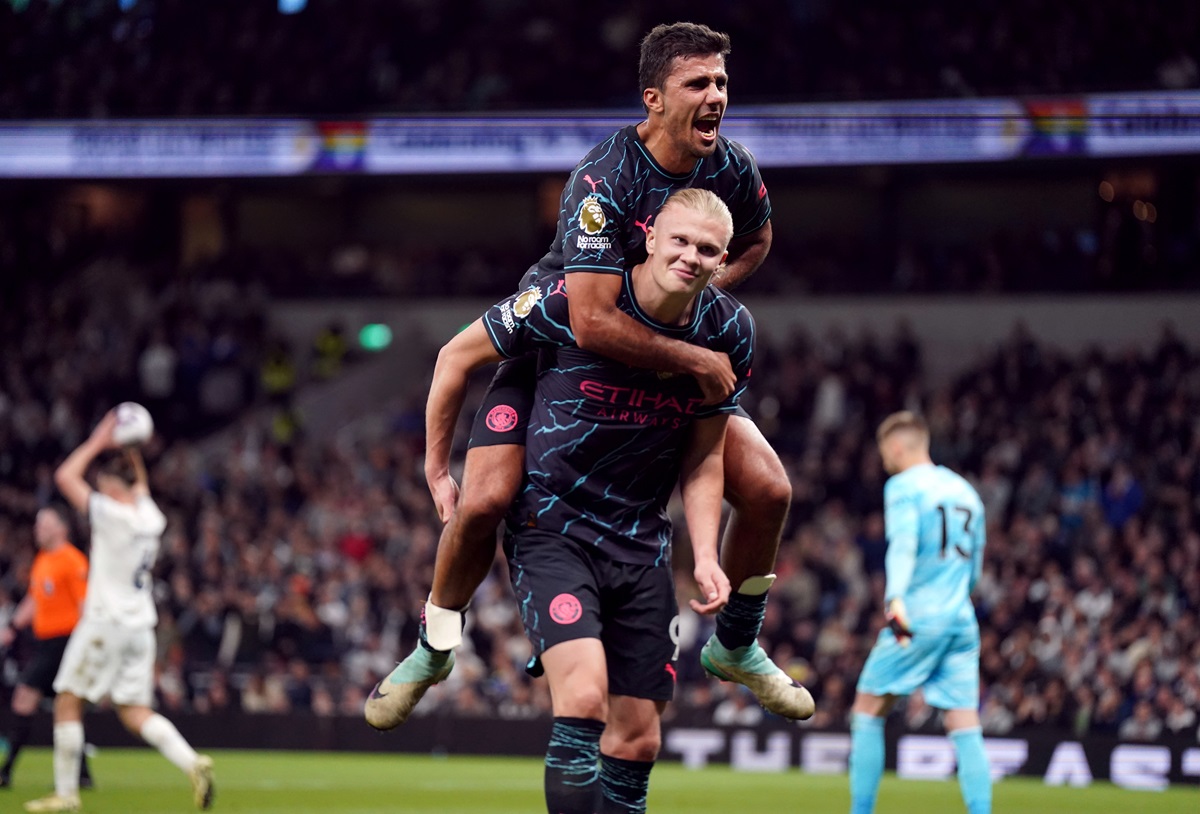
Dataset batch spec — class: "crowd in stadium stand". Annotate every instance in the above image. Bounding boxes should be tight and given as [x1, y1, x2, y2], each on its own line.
[3, 0, 1198, 761]
[2, 0, 1198, 118]
[2, 262, 1197, 743]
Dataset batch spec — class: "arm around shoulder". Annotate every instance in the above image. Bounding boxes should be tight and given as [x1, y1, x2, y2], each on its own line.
[567, 272, 734, 403]
[565, 272, 631, 352]
[716, 220, 772, 291]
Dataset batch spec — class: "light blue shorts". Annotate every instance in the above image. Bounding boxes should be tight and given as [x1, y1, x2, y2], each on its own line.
[856, 626, 980, 710]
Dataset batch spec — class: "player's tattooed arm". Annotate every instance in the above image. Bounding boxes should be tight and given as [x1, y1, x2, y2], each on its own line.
[424, 320, 504, 522]
[682, 415, 731, 615]
[567, 272, 736, 405]
[713, 220, 771, 291]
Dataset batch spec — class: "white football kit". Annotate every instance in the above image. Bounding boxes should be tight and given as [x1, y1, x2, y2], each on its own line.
[54, 491, 166, 707]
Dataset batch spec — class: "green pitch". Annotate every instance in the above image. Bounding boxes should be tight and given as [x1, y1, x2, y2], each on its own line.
[8, 748, 1196, 813]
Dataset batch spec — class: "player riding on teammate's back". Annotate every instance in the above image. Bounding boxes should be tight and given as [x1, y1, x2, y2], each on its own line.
[368, 19, 810, 733]
[372, 189, 803, 813]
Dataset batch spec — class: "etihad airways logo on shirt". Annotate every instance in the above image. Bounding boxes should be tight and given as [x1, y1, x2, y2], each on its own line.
[579, 380, 704, 414]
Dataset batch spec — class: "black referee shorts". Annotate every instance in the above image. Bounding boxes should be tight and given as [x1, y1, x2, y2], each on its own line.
[19, 635, 72, 696]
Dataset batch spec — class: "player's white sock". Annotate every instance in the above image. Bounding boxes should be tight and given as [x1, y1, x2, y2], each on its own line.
[423, 598, 467, 651]
[53, 721, 84, 798]
[140, 713, 199, 773]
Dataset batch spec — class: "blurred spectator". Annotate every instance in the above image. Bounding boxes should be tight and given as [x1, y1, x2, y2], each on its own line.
[1163, 696, 1196, 735]
[713, 688, 765, 727]
[310, 322, 349, 382]
[1118, 700, 1164, 742]
[981, 693, 1015, 736]
[1101, 461, 1145, 528]
[138, 326, 178, 413]
[194, 670, 236, 716]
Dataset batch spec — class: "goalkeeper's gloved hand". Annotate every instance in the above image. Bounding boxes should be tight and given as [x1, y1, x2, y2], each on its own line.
[885, 597, 913, 648]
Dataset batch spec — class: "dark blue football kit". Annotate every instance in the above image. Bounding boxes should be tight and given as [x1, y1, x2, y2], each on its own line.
[479, 269, 754, 698]
[470, 123, 769, 447]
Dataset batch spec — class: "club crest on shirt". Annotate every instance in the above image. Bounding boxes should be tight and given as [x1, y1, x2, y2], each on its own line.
[549, 593, 582, 625]
[579, 195, 606, 235]
[513, 286, 542, 318]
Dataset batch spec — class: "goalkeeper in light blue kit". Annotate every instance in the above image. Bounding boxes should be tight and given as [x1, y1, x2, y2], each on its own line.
[849, 411, 990, 814]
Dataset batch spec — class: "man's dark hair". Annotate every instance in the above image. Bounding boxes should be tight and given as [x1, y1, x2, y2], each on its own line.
[96, 451, 136, 486]
[638, 22, 731, 99]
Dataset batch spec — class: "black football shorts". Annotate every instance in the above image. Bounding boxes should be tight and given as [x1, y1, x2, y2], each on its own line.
[504, 529, 679, 701]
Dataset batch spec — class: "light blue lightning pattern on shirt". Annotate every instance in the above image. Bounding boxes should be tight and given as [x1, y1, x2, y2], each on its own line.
[480, 270, 754, 567]
[534, 124, 771, 280]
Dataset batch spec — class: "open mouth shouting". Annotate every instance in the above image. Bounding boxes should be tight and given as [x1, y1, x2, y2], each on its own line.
[694, 114, 721, 144]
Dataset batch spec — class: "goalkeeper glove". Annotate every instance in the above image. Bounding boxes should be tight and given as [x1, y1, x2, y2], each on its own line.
[885, 597, 913, 647]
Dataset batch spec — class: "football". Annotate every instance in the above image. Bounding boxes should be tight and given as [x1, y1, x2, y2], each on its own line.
[112, 401, 155, 446]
